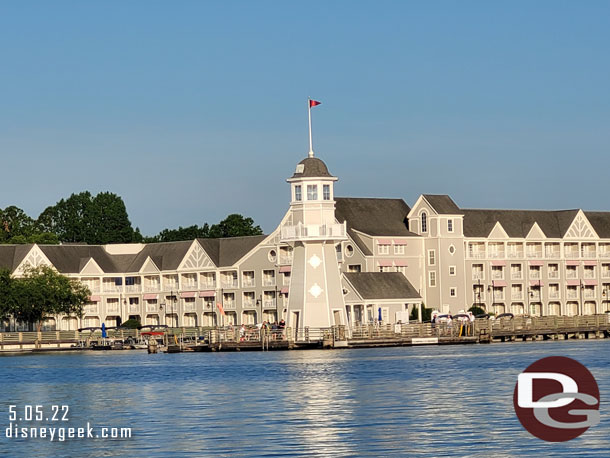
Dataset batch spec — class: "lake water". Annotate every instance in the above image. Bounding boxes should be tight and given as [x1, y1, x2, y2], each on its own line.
[0, 340, 608, 457]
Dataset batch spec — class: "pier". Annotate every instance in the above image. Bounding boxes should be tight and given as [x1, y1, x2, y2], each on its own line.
[1, 314, 609, 353]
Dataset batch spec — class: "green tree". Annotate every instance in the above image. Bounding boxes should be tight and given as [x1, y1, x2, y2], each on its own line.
[0, 269, 15, 323]
[10, 266, 91, 332]
[37, 191, 93, 243]
[468, 305, 486, 316]
[0, 206, 36, 243]
[208, 214, 263, 238]
[409, 304, 432, 322]
[85, 192, 135, 244]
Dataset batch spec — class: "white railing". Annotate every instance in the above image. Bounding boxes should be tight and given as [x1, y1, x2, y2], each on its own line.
[103, 285, 122, 293]
[184, 303, 197, 312]
[280, 222, 347, 241]
[526, 252, 543, 258]
[472, 273, 484, 280]
[565, 252, 580, 259]
[548, 271, 559, 279]
[548, 291, 560, 299]
[488, 252, 505, 259]
[144, 285, 160, 292]
[600, 252, 610, 258]
[263, 300, 275, 309]
[507, 252, 523, 258]
[125, 285, 141, 293]
[279, 256, 293, 264]
[146, 304, 157, 312]
[201, 282, 216, 289]
[511, 293, 523, 300]
[468, 252, 486, 259]
[243, 301, 255, 308]
[511, 273, 523, 280]
[128, 305, 140, 313]
[545, 252, 560, 259]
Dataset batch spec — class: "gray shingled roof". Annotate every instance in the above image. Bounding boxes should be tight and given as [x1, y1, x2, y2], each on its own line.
[198, 235, 267, 267]
[462, 209, 579, 238]
[126, 241, 193, 272]
[423, 194, 463, 215]
[290, 157, 334, 178]
[335, 197, 417, 236]
[344, 272, 421, 300]
[584, 212, 610, 238]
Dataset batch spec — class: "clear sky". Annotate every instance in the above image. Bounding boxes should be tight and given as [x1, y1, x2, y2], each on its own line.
[1, 1, 609, 235]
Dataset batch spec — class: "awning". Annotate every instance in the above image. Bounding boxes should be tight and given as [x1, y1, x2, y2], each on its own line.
[394, 260, 408, 267]
[377, 239, 392, 245]
[528, 260, 544, 266]
[143, 293, 158, 300]
[280, 287, 289, 294]
[181, 291, 196, 298]
[583, 260, 598, 266]
[393, 239, 407, 245]
[566, 279, 580, 286]
[199, 290, 215, 298]
[490, 260, 506, 266]
[492, 280, 507, 287]
[566, 260, 581, 266]
[378, 260, 393, 267]
[529, 280, 544, 287]
[583, 279, 598, 286]
[89, 295, 101, 302]
[279, 266, 291, 273]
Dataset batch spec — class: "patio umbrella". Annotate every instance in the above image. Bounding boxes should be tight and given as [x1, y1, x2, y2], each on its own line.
[378, 307, 382, 322]
[101, 323, 107, 338]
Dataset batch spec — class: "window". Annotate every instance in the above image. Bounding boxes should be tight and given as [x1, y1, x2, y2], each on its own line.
[511, 264, 522, 280]
[447, 219, 453, 233]
[294, 185, 302, 201]
[378, 244, 390, 255]
[449, 266, 456, 276]
[428, 250, 436, 266]
[129, 297, 139, 305]
[262, 270, 275, 286]
[492, 265, 504, 280]
[394, 244, 405, 255]
[323, 184, 330, 200]
[268, 250, 277, 263]
[472, 264, 484, 280]
[307, 185, 318, 200]
[448, 245, 455, 255]
[450, 287, 457, 297]
[429, 271, 436, 287]
[242, 271, 255, 287]
[348, 264, 361, 273]
[345, 244, 354, 257]
[421, 212, 428, 233]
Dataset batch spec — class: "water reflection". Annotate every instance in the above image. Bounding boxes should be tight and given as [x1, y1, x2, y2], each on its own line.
[0, 341, 608, 457]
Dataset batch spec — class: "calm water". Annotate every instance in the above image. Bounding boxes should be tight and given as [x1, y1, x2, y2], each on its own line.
[0, 341, 608, 457]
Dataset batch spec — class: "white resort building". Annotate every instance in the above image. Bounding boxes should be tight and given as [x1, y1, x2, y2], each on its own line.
[2, 152, 610, 331]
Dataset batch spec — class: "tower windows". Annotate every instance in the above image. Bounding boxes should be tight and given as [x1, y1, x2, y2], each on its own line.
[307, 185, 318, 200]
[294, 185, 302, 201]
[323, 184, 331, 200]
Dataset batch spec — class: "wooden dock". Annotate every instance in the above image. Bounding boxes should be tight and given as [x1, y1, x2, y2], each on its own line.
[2, 314, 609, 353]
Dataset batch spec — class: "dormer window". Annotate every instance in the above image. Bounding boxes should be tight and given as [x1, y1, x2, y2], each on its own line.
[323, 184, 330, 200]
[294, 185, 302, 201]
[421, 212, 428, 233]
[307, 184, 318, 200]
[447, 219, 453, 232]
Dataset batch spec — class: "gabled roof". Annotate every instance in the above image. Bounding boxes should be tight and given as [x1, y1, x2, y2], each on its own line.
[335, 198, 417, 237]
[0, 245, 32, 271]
[584, 212, 610, 238]
[462, 209, 579, 238]
[344, 272, 421, 300]
[422, 194, 463, 215]
[197, 235, 267, 267]
[125, 241, 193, 272]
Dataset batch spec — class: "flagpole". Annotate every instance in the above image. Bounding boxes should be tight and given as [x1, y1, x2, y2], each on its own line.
[308, 98, 314, 157]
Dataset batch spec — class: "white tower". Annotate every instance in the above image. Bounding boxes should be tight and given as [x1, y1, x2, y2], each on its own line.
[281, 156, 347, 331]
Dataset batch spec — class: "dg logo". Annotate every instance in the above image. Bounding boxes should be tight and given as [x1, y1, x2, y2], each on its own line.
[513, 356, 600, 442]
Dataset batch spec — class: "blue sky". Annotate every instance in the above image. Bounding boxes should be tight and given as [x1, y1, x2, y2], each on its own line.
[1, 1, 609, 235]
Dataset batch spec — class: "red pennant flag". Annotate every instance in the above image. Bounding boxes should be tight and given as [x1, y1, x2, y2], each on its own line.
[309, 99, 321, 107]
[216, 302, 226, 316]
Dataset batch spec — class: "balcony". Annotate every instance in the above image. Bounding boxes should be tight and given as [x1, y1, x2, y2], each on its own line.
[242, 279, 255, 287]
[511, 293, 523, 300]
[566, 290, 578, 299]
[545, 251, 560, 259]
[582, 252, 597, 259]
[103, 285, 122, 293]
[548, 271, 559, 279]
[163, 283, 179, 291]
[146, 304, 158, 312]
[262, 279, 276, 287]
[488, 252, 505, 259]
[222, 281, 238, 289]
[223, 302, 236, 310]
[472, 273, 484, 280]
[201, 281, 216, 289]
[125, 284, 141, 293]
[507, 251, 524, 259]
[183, 283, 198, 291]
[143, 284, 160, 292]
[280, 222, 347, 242]
[263, 300, 275, 309]
[184, 303, 197, 312]
[565, 252, 580, 259]
[243, 301, 255, 308]
[468, 252, 486, 259]
[128, 304, 140, 313]
[548, 291, 560, 299]
[529, 272, 541, 280]
[511, 273, 523, 280]
[526, 252, 543, 259]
